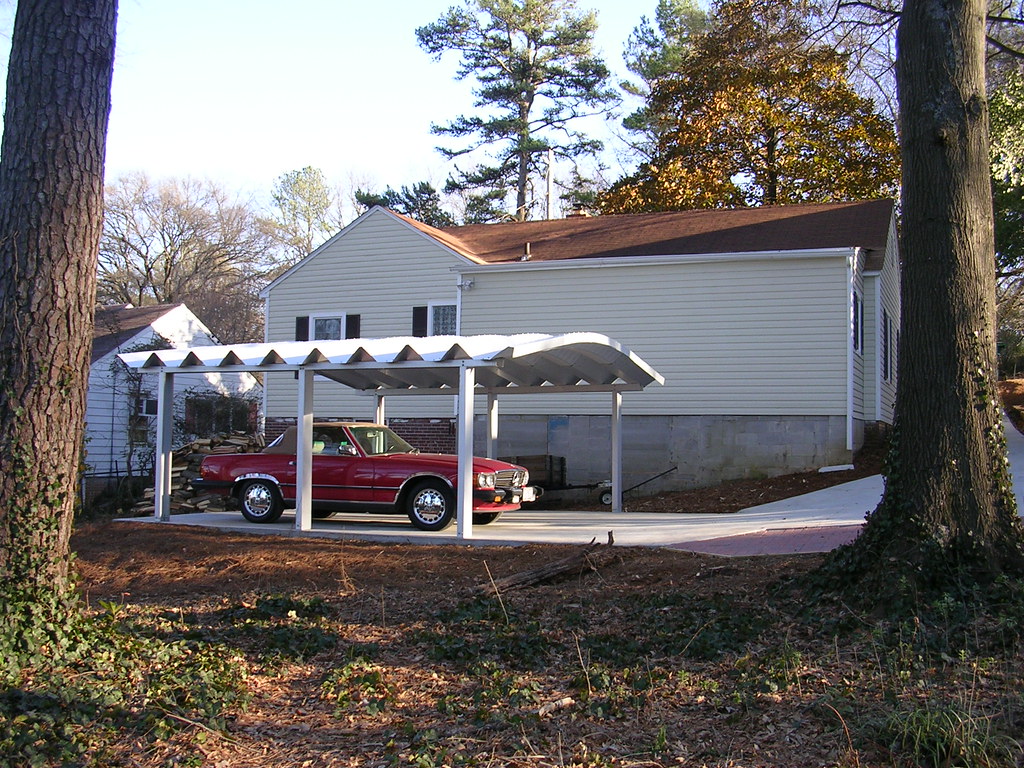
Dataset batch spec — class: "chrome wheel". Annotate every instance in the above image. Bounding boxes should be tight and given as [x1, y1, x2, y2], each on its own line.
[239, 480, 283, 523]
[406, 481, 454, 531]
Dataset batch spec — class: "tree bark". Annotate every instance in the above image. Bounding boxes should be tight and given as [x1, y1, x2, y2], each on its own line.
[0, 0, 117, 591]
[825, 0, 1024, 597]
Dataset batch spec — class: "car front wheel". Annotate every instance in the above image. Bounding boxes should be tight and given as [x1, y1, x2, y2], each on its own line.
[406, 480, 455, 531]
[239, 480, 284, 523]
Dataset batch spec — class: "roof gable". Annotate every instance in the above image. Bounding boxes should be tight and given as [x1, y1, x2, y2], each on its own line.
[423, 200, 894, 264]
[261, 207, 477, 297]
[92, 304, 183, 362]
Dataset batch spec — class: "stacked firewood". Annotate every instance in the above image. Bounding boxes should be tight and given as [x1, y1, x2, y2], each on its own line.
[131, 431, 264, 515]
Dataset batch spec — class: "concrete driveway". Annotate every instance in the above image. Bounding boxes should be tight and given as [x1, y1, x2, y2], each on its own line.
[127, 418, 1024, 556]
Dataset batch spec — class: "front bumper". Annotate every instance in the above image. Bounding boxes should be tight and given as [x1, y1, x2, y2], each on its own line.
[473, 485, 544, 506]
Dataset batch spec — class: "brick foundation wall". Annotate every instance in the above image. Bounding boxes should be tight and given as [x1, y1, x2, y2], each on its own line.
[264, 416, 456, 454]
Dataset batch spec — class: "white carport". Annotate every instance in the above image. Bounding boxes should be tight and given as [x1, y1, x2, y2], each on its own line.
[118, 333, 664, 539]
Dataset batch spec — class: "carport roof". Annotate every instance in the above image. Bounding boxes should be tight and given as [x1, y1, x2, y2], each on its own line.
[117, 332, 665, 393]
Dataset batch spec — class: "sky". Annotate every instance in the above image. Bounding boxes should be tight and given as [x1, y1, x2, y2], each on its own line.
[0, 0, 657, 202]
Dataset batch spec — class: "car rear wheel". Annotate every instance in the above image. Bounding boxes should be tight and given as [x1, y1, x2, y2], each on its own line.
[239, 480, 284, 524]
[473, 511, 502, 525]
[406, 480, 455, 531]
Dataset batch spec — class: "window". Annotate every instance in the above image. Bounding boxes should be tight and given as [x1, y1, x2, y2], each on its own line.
[412, 304, 457, 336]
[184, 395, 257, 436]
[135, 396, 158, 416]
[882, 310, 892, 381]
[852, 292, 864, 353]
[295, 314, 361, 341]
[129, 395, 157, 445]
[431, 304, 457, 335]
[313, 316, 343, 340]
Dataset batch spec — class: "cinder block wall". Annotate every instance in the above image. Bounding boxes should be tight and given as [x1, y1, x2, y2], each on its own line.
[264, 413, 855, 495]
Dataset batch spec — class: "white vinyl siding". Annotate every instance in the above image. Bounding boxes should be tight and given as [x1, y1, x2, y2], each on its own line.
[263, 210, 463, 418]
[458, 254, 851, 416]
[259, 209, 868, 423]
[876, 220, 901, 423]
[85, 307, 259, 477]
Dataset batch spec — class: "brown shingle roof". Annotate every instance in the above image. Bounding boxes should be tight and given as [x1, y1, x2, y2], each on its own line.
[399, 199, 894, 264]
[92, 304, 181, 362]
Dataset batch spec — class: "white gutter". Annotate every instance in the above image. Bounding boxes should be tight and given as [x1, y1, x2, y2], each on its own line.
[452, 247, 856, 275]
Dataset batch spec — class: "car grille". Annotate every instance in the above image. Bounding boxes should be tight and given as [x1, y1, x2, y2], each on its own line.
[495, 469, 525, 489]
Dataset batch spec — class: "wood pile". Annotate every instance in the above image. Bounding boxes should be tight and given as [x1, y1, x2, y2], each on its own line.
[131, 431, 264, 516]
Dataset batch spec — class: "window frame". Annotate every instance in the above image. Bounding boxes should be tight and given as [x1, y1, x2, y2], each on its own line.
[851, 291, 864, 355]
[428, 302, 458, 336]
[308, 313, 346, 341]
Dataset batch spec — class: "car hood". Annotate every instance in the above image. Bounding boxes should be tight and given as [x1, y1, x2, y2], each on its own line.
[380, 452, 523, 474]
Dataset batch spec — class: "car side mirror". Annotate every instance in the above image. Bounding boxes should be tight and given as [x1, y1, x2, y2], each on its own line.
[338, 444, 358, 456]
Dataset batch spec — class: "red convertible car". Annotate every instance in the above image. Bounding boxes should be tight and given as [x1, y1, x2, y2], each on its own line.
[195, 422, 540, 531]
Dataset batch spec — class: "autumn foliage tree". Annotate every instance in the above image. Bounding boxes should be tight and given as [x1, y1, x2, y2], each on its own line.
[601, 0, 900, 212]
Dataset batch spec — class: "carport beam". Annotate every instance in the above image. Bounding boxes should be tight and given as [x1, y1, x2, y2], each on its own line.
[295, 369, 314, 531]
[153, 371, 174, 522]
[375, 393, 386, 425]
[486, 392, 498, 459]
[456, 364, 475, 539]
[611, 388, 623, 514]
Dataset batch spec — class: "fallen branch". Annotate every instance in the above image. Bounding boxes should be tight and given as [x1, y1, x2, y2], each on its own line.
[470, 531, 616, 596]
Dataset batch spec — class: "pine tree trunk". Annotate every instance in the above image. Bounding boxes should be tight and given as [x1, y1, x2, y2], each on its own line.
[826, 0, 1024, 596]
[0, 0, 117, 591]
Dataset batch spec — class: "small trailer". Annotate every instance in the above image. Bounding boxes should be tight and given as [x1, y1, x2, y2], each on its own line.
[500, 455, 677, 505]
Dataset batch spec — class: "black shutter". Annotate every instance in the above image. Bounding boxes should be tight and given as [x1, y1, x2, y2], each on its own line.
[295, 316, 309, 341]
[345, 314, 361, 339]
[412, 306, 428, 337]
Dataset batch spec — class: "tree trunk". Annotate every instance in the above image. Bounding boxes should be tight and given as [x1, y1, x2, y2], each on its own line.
[0, 0, 117, 592]
[824, 0, 1024, 598]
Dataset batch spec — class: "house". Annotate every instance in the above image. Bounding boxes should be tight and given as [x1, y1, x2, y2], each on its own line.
[259, 200, 899, 494]
[85, 303, 261, 497]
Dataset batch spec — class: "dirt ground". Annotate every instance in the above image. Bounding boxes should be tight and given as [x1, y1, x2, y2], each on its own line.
[63, 391, 1024, 767]
[73, 433, 885, 602]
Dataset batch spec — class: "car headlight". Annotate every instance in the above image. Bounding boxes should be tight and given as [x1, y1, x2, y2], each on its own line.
[521, 469, 529, 487]
[475, 472, 496, 489]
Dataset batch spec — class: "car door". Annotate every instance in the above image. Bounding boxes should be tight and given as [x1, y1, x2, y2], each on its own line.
[308, 428, 376, 506]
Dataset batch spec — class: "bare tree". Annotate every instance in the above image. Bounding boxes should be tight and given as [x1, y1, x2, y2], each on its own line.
[99, 173, 276, 342]
[0, 1, 116, 596]
[262, 166, 342, 265]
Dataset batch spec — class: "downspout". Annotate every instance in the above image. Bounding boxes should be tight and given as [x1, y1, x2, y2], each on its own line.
[846, 249, 859, 452]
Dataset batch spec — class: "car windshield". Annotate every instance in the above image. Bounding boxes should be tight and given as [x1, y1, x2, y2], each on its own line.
[347, 425, 416, 456]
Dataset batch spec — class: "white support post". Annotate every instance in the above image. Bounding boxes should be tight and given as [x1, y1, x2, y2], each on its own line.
[295, 369, 314, 531]
[456, 364, 475, 539]
[375, 393, 386, 425]
[486, 391, 498, 459]
[611, 388, 623, 514]
[153, 371, 174, 522]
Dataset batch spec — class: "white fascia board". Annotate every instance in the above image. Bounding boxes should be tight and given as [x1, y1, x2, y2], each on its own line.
[451, 247, 857, 275]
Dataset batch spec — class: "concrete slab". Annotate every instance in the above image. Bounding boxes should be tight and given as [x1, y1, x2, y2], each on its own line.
[122, 473, 878, 551]
[119, 417, 1024, 557]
